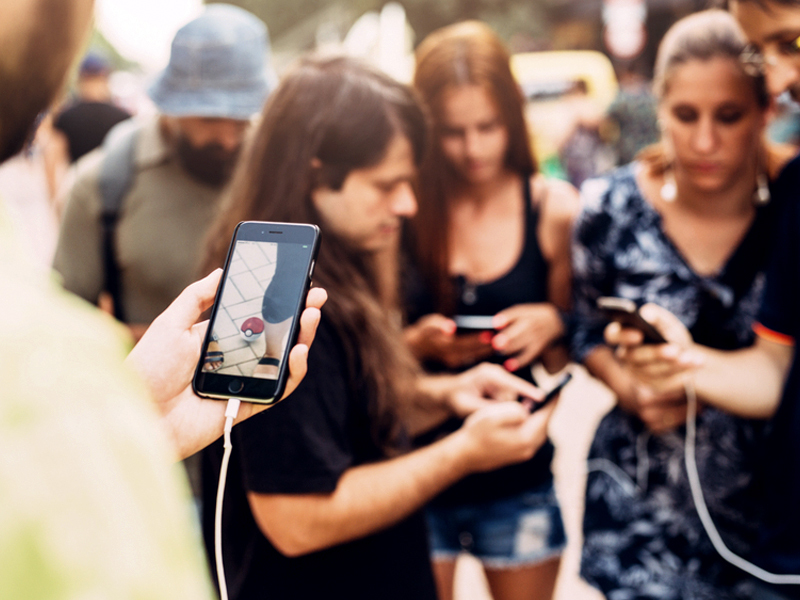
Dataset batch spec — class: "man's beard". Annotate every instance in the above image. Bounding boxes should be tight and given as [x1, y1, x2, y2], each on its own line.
[174, 134, 240, 187]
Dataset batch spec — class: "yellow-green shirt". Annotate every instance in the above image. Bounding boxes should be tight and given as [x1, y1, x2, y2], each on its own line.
[0, 198, 213, 598]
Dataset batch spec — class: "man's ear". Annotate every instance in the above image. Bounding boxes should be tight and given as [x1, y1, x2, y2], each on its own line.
[310, 181, 337, 216]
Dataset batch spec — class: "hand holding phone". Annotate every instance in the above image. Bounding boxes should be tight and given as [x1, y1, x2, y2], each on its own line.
[596, 297, 666, 344]
[453, 315, 495, 335]
[520, 372, 573, 413]
[193, 221, 320, 404]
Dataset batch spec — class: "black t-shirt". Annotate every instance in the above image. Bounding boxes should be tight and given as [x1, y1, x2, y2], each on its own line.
[54, 100, 131, 163]
[201, 318, 437, 600]
[753, 153, 800, 597]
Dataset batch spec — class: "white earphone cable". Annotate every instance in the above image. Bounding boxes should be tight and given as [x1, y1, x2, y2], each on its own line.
[684, 378, 800, 585]
[215, 397, 241, 600]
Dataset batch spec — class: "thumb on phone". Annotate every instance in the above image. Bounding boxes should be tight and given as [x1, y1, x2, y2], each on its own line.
[638, 304, 692, 347]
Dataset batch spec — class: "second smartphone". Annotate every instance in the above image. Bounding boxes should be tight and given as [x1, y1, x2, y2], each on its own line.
[193, 221, 320, 404]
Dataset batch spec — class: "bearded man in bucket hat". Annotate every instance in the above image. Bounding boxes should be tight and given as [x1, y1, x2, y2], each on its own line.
[53, 4, 275, 341]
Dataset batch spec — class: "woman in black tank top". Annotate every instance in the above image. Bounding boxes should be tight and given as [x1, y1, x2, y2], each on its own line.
[404, 22, 579, 600]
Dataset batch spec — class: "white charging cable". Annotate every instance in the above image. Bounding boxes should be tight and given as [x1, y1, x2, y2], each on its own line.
[215, 398, 241, 600]
[684, 378, 800, 585]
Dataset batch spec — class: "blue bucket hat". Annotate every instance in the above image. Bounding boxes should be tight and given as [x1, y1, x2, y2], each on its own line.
[148, 4, 275, 120]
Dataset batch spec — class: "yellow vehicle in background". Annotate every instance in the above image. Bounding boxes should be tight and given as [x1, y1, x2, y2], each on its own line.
[510, 50, 618, 179]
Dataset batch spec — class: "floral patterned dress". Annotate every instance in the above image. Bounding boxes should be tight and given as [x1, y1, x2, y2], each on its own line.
[572, 163, 780, 600]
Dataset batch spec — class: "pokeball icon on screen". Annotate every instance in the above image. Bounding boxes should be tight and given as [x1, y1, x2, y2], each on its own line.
[240, 317, 265, 342]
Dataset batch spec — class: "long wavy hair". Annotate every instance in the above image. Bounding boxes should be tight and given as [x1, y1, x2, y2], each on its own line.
[407, 21, 536, 314]
[203, 55, 427, 449]
[638, 9, 771, 175]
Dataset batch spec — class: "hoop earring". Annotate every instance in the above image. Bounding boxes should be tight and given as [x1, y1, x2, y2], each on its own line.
[753, 149, 770, 205]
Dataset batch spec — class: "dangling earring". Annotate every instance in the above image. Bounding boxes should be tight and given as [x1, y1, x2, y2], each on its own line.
[754, 171, 770, 205]
[659, 120, 677, 202]
[661, 169, 677, 202]
[754, 151, 770, 205]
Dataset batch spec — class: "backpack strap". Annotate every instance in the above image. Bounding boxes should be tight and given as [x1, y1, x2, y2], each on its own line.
[97, 120, 139, 323]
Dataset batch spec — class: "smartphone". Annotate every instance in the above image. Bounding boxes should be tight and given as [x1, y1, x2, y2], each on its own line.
[596, 296, 666, 344]
[521, 372, 573, 413]
[192, 221, 321, 404]
[453, 315, 495, 335]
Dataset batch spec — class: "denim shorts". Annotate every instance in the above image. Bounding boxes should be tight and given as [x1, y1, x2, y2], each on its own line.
[425, 481, 566, 569]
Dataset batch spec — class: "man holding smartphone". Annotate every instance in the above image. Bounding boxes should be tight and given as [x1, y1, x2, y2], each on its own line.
[0, 1, 325, 596]
[610, 2, 800, 596]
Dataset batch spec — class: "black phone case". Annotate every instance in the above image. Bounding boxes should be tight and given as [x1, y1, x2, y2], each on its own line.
[192, 221, 320, 404]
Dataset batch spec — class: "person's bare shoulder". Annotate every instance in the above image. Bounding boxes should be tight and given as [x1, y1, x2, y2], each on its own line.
[536, 176, 580, 231]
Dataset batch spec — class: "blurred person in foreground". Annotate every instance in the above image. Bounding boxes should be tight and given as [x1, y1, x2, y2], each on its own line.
[199, 54, 557, 600]
[0, 0, 324, 596]
[572, 10, 791, 599]
[403, 21, 579, 600]
[605, 0, 800, 598]
[53, 3, 274, 341]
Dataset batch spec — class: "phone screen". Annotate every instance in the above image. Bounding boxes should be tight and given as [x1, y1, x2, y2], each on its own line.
[193, 222, 319, 403]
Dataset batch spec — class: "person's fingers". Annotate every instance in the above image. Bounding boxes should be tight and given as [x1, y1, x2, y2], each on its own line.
[492, 308, 517, 330]
[306, 287, 328, 311]
[452, 332, 492, 350]
[475, 363, 544, 401]
[449, 391, 496, 416]
[617, 343, 678, 367]
[491, 319, 528, 353]
[631, 356, 693, 380]
[639, 372, 692, 399]
[604, 321, 623, 345]
[617, 327, 647, 346]
[445, 334, 494, 366]
[295, 305, 321, 349]
[481, 399, 530, 425]
[605, 320, 646, 347]
[280, 343, 310, 401]
[519, 398, 557, 440]
[500, 335, 546, 371]
[639, 303, 693, 345]
[423, 313, 456, 335]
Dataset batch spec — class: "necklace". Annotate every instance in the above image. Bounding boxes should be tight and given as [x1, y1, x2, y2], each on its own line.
[461, 280, 478, 305]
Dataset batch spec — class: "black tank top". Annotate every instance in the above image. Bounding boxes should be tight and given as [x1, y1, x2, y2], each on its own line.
[454, 176, 549, 331]
[408, 177, 555, 506]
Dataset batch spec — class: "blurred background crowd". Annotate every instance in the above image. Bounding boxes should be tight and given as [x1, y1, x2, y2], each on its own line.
[9, 0, 797, 273]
